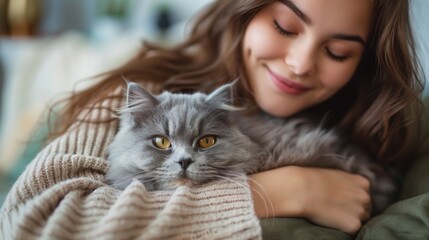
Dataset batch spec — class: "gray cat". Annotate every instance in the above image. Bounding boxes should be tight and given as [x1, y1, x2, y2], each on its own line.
[106, 81, 397, 213]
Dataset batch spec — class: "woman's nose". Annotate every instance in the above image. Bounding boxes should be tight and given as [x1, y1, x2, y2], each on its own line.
[285, 40, 316, 76]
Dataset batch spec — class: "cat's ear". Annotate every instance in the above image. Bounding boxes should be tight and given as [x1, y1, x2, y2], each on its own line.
[206, 79, 241, 111]
[206, 80, 236, 105]
[120, 80, 159, 125]
[125, 81, 158, 108]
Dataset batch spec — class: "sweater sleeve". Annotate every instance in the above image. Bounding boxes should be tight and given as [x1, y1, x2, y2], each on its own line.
[0, 88, 261, 240]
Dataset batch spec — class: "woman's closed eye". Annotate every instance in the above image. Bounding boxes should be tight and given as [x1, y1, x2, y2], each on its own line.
[273, 19, 351, 62]
[273, 20, 296, 36]
[325, 48, 349, 62]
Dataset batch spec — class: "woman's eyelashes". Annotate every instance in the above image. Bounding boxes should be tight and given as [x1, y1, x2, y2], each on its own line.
[273, 20, 296, 36]
[325, 48, 349, 62]
[273, 19, 350, 62]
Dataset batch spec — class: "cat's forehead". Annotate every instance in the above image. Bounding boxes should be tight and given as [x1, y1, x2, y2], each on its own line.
[149, 91, 229, 136]
[158, 92, 208, 109]
[159, 92, 207, 101]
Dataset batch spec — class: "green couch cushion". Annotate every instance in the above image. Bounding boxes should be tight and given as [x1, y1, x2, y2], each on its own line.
[261, 218, 351, 240]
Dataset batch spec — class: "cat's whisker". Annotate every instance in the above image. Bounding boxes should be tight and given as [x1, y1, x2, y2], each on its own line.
[194, 166, 225, 176]
[204, 162, 246, 171]
[216, 173, 274, 219]
[110, 171, 146, 183]
[214, 175, 249, 193]
[219, 173, 248, 184]
[108, 168, 169, 189]
[222, 161, 246, 169]
[109, 174, 148, 188]
[213, 161, 246, 169]
[221, 172, 275, 220]
[245, 176, 275, 220]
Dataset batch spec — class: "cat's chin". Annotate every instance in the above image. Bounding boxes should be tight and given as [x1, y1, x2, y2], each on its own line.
[171, 177, 195, 188]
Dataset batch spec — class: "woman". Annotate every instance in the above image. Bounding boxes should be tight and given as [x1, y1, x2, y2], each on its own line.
[1, 0, 425, 239]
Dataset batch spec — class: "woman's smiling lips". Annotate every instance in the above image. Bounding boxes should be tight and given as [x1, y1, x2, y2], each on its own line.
[266, 67, 312, 94]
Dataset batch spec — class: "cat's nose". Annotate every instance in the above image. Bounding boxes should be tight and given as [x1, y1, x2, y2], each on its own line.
[177, 158, 193, 170]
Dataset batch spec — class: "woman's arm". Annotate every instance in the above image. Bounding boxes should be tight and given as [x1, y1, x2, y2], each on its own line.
[250, 166, 371, 235]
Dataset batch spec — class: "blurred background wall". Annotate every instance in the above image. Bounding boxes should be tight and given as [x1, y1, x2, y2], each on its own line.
[0, 0, 213, 38]
[0, 0, 428, 205]
[0, 0, 213, 204]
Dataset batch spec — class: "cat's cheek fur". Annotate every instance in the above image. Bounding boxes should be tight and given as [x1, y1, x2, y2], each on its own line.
[106, 131, 162, 189]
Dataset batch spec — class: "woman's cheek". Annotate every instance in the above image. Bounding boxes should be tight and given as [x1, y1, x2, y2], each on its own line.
[244, 22, 285, 59]
[322, 62, 358, 89]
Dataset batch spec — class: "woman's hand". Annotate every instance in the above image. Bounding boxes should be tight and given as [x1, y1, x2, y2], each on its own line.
[249, 166, 372, 235]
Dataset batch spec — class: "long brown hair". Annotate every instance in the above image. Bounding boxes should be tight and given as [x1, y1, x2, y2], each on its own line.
[49, 0, 424, 168]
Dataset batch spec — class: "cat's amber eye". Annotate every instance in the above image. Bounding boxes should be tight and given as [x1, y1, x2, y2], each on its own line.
[152, 136, 171, 149]
[198, 135, 216, 148]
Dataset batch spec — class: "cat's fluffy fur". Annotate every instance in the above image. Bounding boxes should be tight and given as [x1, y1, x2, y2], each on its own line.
[106, 82, 397, 213]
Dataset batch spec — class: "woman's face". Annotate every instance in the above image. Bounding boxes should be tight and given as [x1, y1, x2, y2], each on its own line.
[242, 0, 372, 117]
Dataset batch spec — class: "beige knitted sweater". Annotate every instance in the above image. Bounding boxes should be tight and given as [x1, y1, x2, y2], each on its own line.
[0, 85, 262, 240]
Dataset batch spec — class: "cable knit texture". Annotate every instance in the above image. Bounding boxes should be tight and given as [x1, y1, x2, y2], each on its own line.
[0, 83, 262, 240]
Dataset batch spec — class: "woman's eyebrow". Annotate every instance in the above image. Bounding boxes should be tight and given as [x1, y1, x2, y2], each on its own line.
[279, 0, 312, 25]
[331, 34, 366, 45]
[279, 0, 366, 45]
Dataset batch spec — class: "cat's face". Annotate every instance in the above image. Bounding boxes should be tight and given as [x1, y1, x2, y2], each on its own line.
[106, 82, 253, 190]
